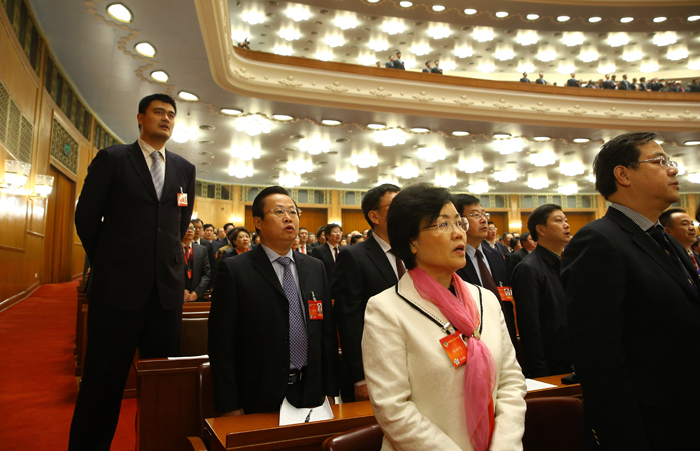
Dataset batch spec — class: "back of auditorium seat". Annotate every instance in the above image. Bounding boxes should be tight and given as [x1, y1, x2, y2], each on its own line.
[181, 316, 208, 356]
[322, 423, 383, 451]
[523, 397, 583, 451]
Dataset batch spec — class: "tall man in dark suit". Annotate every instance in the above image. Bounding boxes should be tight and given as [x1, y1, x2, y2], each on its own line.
[520, 72, 530, 83]
[70, 93, 195, 450]
[393, 51, 405, 70]
[567, 73, 581, 87]
[618, 74, 631, 90]
[535, 72, 547, 84]
[431, 60, 443, 74]
[209, 186, 339, 415]
[422, 61, 432, 73]
[511, 204, 572, 378]
[453, 195, 518, 349]
[333, 184, 401, 401]
[181, 224, 211, 302]
[310, 223, 342, 283]
[562, 132, 700, 450]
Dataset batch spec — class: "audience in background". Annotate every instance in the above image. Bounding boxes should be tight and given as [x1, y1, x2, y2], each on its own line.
[520, 72, 530, 83]
[181, 224, 211, 303]
[660, 208, 699, 273]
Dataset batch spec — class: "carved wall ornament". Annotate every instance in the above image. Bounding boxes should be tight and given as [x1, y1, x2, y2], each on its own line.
[325, 81, 349, 93]
[493, 98, 513, 110]
[568, 104, 587, 115]
[678, 110, 698, 121]
[454, 95, 475, 106]
[413, 91, 434, 102]
[604, 107, 624, 118]
[641, 109, 660, 119]
[233, 67, 255, 80]
[279, 75, 303, 87]
[369, 87, 393, 97]
[531, 102, 550, 113]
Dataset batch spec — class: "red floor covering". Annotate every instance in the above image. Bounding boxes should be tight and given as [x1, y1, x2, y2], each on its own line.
[0, 281, 136, 450]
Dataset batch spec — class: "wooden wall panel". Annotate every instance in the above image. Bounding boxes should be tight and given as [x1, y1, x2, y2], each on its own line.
[44, 165, 75, 283]
[0, 190, 28, 250]
[244, 205, 328, 236]
[0, 12, 38, 120]
[487, 212, 508, 236]
[193, 197, 235, 230]
[565, 212, 596, 236]
[340, 209, 367, 234]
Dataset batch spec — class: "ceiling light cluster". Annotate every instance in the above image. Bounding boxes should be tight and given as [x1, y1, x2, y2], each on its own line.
[418, 145, 447, 162]
[653, 31, 677, 47]
[435, 170, 457, 188]
[411, 42, 431, 56]
[454, 44, 473, 58]
[280, 27, 300, 41]
[598, 60, 616, 74]
[667, 44, 688, 61]
[608, 32, 629, 47]
[375, 129, 406, 147]
[324, 33, 345, 48]
[579, 45, 599, 63]
[242, 9, 265, 25]
[428, 24, 451, 40]
[336, 168, 359, 184]
[560, 160, 585, 176]
[516, 30, 538, 46]
[229, 161, 254, 179]
[287, 155, 313, 174]
[369, 37, 389, 52]
[316, 49, 334, 61]
[517, 59, 534, 73]
[382, 18, 405, 35]
[494, 168, 518, 183]
[395, 160, 419, 179]
[273, 44, 293, 56]
[279, 171, 302, 187]
[537, 45, 557, 62]
[286, 4, 310, 22]
[477, 59, 496, 73]
[558, 182, 579, 195]
[530, 150, 556, 166]
[640, 58, 659, 73]
[351, 150, 378, 168]
[235, 115, 272, 136]
[495, 43, 514, 61]
[468, 181, 490, 194]
[172, 124, 199, 143]
[334, 12, 357, 30]
[527, 171, 550, 190]
[473, 26, 494, 43]
[493, 138, 523, 155]
[230, 142, 261, 160]
[459, 155, 484, 173]
[562, 32, 583, 47]
[622, 45, 643, 62]
[300, 137, 331, 155]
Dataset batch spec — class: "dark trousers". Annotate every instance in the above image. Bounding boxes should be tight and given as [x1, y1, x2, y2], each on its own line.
[68, 283, 182, 451]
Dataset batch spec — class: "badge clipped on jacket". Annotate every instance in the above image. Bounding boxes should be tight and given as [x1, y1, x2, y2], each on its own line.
[177, 186, 188, 207]
[440, 331, 468, 367]
[308, 291, 323, 320]
[497, 285, 514, 302]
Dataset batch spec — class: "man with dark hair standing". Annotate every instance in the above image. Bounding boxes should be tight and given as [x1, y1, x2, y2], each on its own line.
[511, 204, 572, 378]
[567, 73, 581, 87]
[562, 132, 700, 450]
[209, 186, 338, 415]
[311, 223, 342, 283]
[508, 233, 536, 277]
[535, 72, 547, 85]
[618, 74, 630, 90]
[660, 208, 699, 273]
[422, 61, 432, 73]
[71, 93, 195, 450]
[314, 226, 326, 247]
[333, 184, 401, 401]
[431, 60, 443, 74]
[393, 51, 405, 70]
[298, 227, 310, 255]
[520, 72, 530, 83]
[182, 223, 211, 303]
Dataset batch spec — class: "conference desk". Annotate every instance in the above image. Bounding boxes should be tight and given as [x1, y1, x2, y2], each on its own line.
[525, 373, 582, 400]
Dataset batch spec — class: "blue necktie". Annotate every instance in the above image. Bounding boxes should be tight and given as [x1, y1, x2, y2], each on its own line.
[276, 257, 308, 369]
[150, 151, 164, 200]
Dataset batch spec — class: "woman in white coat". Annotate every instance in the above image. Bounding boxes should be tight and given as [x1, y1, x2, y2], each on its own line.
[362, 184, 526, 451]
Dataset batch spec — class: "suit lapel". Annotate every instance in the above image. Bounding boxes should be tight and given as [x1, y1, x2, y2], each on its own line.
[250, 245, 286, 298]
[365, 236, 398, 285]
[127, 141, 158, 200]
[457, 257, 480, 285]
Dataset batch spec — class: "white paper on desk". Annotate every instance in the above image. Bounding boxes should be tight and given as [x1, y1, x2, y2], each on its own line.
[167, 354, 209, 360]
[279, 397, 334, 426]
[525, 379, 558, 392]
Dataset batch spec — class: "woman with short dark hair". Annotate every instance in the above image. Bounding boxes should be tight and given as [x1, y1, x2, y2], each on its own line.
[362, 184, 526, 450]
[218, 227, 251, 261]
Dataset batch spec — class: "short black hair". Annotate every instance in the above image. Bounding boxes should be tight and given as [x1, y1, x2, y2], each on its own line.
[299, 227, 308, 232]
[191, 218, 203, 226]
[396, 51, 401, 55]
[488, 221, 495, 226]
[425, 61, 431, 66]
[228, 226, 250, 242]
[519, 232, 531, 244]
[659, 208, 686, 228]
[501, 232, 512, 240]
[452, 194, 480, 216]
[317, 226, 325, 236]
[593, 132, 661, 199]
[693, 237, 700, 252]
[251, 186, 297, 234]
[138, 94, 177, 132]
[350, 235, 362, 245]
[527, 204, 562, 242]
[510, 237, 520, 249]
[223, 222, 234, 230]
[203, 223, 214, 231]
[361, 183, 401, 228]
[387, 183, 453, 270]
[324, 223, 342, 238]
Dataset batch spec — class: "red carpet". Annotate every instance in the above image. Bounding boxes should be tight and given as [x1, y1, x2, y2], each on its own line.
[0, 281, 136, 450]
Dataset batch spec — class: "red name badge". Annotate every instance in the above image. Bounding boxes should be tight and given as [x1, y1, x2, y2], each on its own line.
[308, 299, 323, 320]
[440, 331, 468, 367]
[187, 270, 192, 279]
[177, 193, 188, 207]
[497, 286, 514, 302]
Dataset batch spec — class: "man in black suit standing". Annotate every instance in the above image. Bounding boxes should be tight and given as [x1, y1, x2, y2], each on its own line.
[535, 72, 547, 85]
[431, 60, 443, 74]
[393, 51, 405, 70]
[520, 72, 530, 83]
[209, 186, 339, 415]
[638, 76, 648, 91]
[385, 54, 395, 69]
[562, 132, 700, 450]
[297, 227, 310, 255]
[191, 218, 217, 286]
[310, 223, 342, 283]
[333, 184, 401, 401]
[71, 93, 195, 450]
[618, 74, 631, 90]
[181, 224, 211, 302]
[661, 208, 699, 273]
[511, 204, 572, 378]
[454, 195, 518, 349]
[422, 61, 432, 73]
[567, 73, 581, 87]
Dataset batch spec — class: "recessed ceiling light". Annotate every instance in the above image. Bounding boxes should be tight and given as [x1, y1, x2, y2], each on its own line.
[557, 16, 570, 22]
[689, 16, 700, 22]
[411, 127, 430, 133]
[150, 70, 168, 82]
[573, 138, 590, 143]
[493, 133, 511, 139]
[685, 140, 700, 146]
[588, 17, 601, 23]
[273, 114, 294, 121]
[178, 91, 198, 101]
[653, 17, 667, 23]
[432, 5, 445, 12]
[106, 3, 132, 23]
[368, 123, 386, 129]
[527, 14, 539, 20]
[367, 0, 380, 2]
[452, 131, 470, 136]
[620, 17, 634, 23]
[464, 8, 477, 15]
[221, 108, 242, 115]
[533, 136, 551, 141]
[495, 11, 508, 18]
[135, 42, 156, 57]
[321, 119, 342, 125]
[399, 1, 412, 7]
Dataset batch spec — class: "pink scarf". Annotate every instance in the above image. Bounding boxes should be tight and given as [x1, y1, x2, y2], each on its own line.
[410, 268, 497, 451]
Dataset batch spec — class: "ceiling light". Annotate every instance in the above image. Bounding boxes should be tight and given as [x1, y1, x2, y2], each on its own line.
[607, 32, 629, 47]
[399, 1, 413, 7]
[454, 45, 473, 58]
[377, 175, 399, 186]
[368, 123, 386, 130]
[367, 0, 380, 3]
[473, 26, 494, 42]
[557, 59, 576, 74]
[106, 3, 132, 23]
[464, 9, 477, 15]
[493, 138, 523, 155]
[402, 57, 417, 69]
[221, 108, 242, 115]
[230, 142, 261, 160]
[235, 115, 272, 136]
[620, 17, 634, 23]
[622, 45, 643, 62]
[358, 53, 377, 65]
[411, 42, 431, 56]
[494, 43, 514, 61]
[516, 30, 538, 46]
[172, 124, 197, 143]
[588, 17, 601, 23]
[573, 138, 590, 143]
[517, 59, 535, 73]
[435, 170, 457, 188]
[560, 161, 585, 176]
[653, 31, 677, 46]
[537, 45, 557, 62]
[229, 161, 254, 179]
[279, 171, 302, 187]
[688, 174, 700, 184]
[493, 133, 511, 139]
[459, 155, 484, 173]
[530, 150, 556, 166]
[178, 91, 198, 101]
[411, 127, 430, 133]
[533, 136, 551, 142]
[477, 59, 495, 73]
[316, 49, 334, 61]
[428, 24, 451, 40]
[528, 171, 550, 190]
[452, 131, 470, 136]
[685, 141, 700, 146]
[300, 137, 330, 155]
[369, 37, 389, 52]
[273, 44, 293, 56]
[676, 161, 686, 176]
[321, 119, 341, 126]
[689, 56, 700, 70]
[526, 14, 539, 20]
[494, 168, 518, 183]
[433, 5, 445, 12]
[418, 145, 446, 162]
[280, 27, 300, 41]
[653, 17, 667, 23]
[563, 32, 583, 47]
[324, 33, 345, 48]
[495, 11, 508, 18]
[468, 181, 489, 194]
[150, 71, 168, 83]
[375, 129, 406, 147]
[689, 15, 700, 21]
[134, 42, 156, 57]
[350, 150, 378, 168]
[579, 45, 599, 63]
[641, 57, 659, 72]
[597, 60, 616, 74]
[231, 29, 249, 43]
[273, 114, 293, 121]
[558, 182, 578, 195]
[667, 44, 688, 61]
[286, 4, 310, 21]
[334, 13, 358, 30]
[242, 9, 265, 25]
[395, 160, 419, 179]
[287, 155, 313, 174]
[588, 173, 596, 183]
[557, 16, 570, 22]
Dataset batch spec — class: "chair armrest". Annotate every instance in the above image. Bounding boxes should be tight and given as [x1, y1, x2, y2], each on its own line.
[186, 436, 207, 451]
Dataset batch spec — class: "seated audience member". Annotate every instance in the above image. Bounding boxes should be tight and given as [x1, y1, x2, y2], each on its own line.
[311, 223, 342, 283]
[507, 232, 536, 277]
[566, 73, 581, 87]
[511, 204, 572, 378]
[535, 72, 547, 85]
[385, 54, 395, 69]
[221, 227, 251, 261]
[510, 237, 522, 252]
[362, 183, 526, 450]
[209, 186, 339, 415]
[660, 208, 699, 272]
[520, 72, 530, 83]
[182, 224, 211, 302]
[431, 60, 443, 74]
[422, 60, 432, 73]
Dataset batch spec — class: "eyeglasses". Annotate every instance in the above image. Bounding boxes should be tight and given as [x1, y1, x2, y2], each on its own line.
[421, 218, 469, 234]
[187, 227, 195, 231]
[264, 207, 302, 218]
[637, 156, 678, 169]
[466, 212, 491, 220]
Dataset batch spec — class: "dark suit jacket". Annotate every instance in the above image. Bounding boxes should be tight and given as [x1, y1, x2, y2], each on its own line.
[456, 244, 517, 349]
[332, 235, 398, 383]
[507, 247, 529, 278]
[75, 141, 195, 310]
[431, 67, 443, 74]
[208, 245, 339, 414]
[385, 61, 394, 68]
[520, 77, 530, 83]
[422, 68, 430, 73]
[602, 80, 615, 90]
[535, 78, 546, 85]
[567, 78, 580, 87]
[618, 80, 630, 90]
[187, 243, 211, 298]
[195, 238, 217, 288]
[511, 244, 572, 378]
[638, 82, 647, 91]
[310, 244, 336, 284]
[393, 59, 405, 70]
[561, 207, 700, 450]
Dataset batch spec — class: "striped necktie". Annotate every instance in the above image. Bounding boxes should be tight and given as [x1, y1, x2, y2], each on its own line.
[150, 151, 164, 200]
[275, 257, 308, 370]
